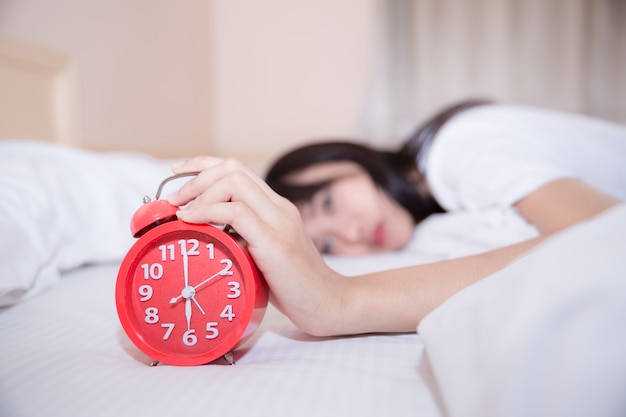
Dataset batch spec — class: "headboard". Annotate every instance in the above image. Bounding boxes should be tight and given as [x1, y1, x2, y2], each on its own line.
[0, 36, 79, 145]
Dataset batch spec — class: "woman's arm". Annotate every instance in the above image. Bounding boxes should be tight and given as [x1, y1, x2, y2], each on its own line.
[329, 236, 547, 335]
[168, 158, 620, 336]
[514, 178, 620, 234]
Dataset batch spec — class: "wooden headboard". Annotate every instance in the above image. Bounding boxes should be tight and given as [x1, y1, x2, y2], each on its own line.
[0, 36, 79, 145]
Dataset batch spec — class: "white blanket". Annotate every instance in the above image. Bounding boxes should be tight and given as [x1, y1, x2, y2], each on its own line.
[419, 204, 626, 417]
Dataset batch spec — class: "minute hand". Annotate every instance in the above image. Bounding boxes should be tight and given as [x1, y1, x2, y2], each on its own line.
[169, 264, 231, 304]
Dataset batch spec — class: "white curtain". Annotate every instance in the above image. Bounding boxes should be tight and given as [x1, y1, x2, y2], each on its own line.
[359, 0, 626, 148]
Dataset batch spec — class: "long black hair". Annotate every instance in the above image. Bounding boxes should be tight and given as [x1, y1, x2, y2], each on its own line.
[265, 99, 491, 224]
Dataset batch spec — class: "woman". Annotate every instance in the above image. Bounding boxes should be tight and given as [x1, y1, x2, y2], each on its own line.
[167, 100, 625, 337]
[263, 100, 479, 255]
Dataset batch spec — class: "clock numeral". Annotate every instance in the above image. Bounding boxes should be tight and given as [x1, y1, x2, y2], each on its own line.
[226, 281, 241, 299]
[144, 307, 159, 324]
[161, 323, 175, 340]
[178, 239, 200, 256]
[206, 243, 215, 260]
[220, 304, 235, 322]
[205, 322, 219, 339]
[138, 285, 153, 301]
[159, 244, 176, 261]
[183, 329, 198, 346]
[141, 263, 163, 280]
[220, 259, 234, 276]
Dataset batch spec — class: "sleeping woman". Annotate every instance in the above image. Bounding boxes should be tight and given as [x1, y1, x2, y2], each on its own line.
[166, 100, 626, 337]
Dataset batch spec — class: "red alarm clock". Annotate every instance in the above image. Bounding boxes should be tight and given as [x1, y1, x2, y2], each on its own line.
[115, 173, 269, 366]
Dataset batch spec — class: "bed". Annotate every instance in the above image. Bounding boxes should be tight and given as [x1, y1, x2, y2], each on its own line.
[1, 139, 625, 417]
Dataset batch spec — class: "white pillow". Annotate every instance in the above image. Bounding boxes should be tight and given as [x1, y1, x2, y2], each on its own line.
[0, 140, 176, 306]
[418, 204, 626, 417]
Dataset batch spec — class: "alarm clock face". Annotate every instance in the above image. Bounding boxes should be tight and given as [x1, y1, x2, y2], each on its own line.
[116, 221, 267, 366]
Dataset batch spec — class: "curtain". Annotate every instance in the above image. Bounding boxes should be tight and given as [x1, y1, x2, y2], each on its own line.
[359, 0, 626, 148]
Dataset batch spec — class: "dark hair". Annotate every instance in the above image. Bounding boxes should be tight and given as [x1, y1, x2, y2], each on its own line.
[265, 99, 491, 223]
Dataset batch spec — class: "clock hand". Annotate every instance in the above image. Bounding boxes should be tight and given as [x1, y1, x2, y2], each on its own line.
[182, 245, 193, 329]
[169, 266, 228, 304]
[191, 295, 205, 315]
[190, 263, 231, 293]
[183, 248, 189, 288]
[185, 298, 192, 330]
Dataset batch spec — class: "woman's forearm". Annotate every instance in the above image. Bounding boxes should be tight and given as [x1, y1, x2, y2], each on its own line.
[331, 236, 548, 335]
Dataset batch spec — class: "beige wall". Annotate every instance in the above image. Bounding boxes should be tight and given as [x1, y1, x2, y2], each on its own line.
[0, 36, 79, 144]
[0, 0, 379, 172]
[207, 0, 378, 170]
[3, 1, 623, 172]
[0, 0, 212, 159]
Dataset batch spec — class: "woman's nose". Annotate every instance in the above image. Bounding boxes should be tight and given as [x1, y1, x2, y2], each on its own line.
[336, 218, 362, 244]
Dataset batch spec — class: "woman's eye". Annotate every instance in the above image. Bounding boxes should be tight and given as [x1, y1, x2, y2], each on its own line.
[322, 191, 333, 211]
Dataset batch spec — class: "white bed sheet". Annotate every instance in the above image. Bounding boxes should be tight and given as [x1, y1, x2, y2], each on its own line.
[0, 262, 441, 417]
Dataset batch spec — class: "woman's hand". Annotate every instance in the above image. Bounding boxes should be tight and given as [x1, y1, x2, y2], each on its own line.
[166, 156, 346, 336]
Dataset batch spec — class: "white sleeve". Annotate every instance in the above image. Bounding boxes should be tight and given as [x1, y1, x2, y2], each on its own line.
[425, 120, 574, 212]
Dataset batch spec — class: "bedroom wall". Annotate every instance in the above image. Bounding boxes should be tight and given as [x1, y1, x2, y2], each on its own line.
[0, 0, 213, 159]
[0, 0, 378, 173]
[1, 1, 623, 172]
[206, 1, 378, 170]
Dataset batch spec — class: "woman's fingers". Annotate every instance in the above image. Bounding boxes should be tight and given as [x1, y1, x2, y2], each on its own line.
[169, 156, 280, 207]
[167, 155, 305, 256]
[170, 155, 222, 174]
[173, 167, 285, 226]
[180, 200, 273, 246]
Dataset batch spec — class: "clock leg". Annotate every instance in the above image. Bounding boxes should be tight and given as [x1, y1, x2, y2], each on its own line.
[223, 351, 235, 365]
[150, 360, 160, 367]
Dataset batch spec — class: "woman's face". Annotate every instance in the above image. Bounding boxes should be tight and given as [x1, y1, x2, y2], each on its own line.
[285, 161, 415, 255]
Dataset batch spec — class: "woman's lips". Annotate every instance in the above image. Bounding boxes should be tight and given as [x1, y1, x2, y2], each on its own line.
[372, 224, 386, 247]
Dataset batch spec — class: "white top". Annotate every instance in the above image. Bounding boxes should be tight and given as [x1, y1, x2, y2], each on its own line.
[424, 105, 626, 212]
